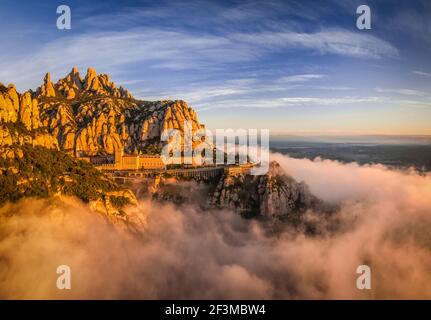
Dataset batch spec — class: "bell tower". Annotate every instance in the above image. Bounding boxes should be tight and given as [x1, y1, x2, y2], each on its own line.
[114, 147, 123, 166]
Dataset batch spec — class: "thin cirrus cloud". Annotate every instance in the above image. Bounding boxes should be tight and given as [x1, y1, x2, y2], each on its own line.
[196, 96, 431, 112]
[276, 74, 326, 83]
[0, 29, 249, 90]
[232, 29, 399, 59]
[198, 95, 431, 111]
[280, 96, 389, 105]
[141, 79, 272, 104]
[195, 96, 391, 111]
[141, 76, 341, 105]
[0, 26, 398, 91]
[375, 87, 425, 96]
[413, 70, 431, 77]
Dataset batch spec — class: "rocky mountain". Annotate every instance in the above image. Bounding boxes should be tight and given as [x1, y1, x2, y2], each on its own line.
[209, 161, 323, 220]
[0, 83, 58, 158]
[146, 161, 326, 223]
[0, 73, 141, 218]
[34, 67, 204, 156]
[0, 67, 206, 218]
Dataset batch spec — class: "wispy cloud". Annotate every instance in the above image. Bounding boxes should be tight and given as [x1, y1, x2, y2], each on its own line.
[0, 29, 257, 90]
[280, 96, 389, 105]
[413, 70, 431, 77]
[0, 24, 399, 91]
[232, 29, 399, 59]
[140, 75, 350, 105]
[308, 85, 354, 91]
[277, 74, 325, 83]
[196, 95, 431, 111]
[376, 87, 425, 96]
[195, 96, 391, 111]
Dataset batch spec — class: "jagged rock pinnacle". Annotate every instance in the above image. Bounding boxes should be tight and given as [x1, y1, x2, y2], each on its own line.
[44, 73, 55, 94]
[86, 66, 97, 78]
[39, 73, 56, 97]
[67, 67, 83, 88]
[84, 67, 100, 91]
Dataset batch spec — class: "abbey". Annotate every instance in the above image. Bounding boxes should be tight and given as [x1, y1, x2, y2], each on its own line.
[165, 304, 199, 318]
[79, 149, 166, 171]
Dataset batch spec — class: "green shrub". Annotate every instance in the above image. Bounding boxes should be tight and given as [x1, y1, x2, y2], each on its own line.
[0, 145, 121, 205]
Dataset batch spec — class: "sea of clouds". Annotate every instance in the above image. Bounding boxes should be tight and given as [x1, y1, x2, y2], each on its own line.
[0, 153, 430, 299]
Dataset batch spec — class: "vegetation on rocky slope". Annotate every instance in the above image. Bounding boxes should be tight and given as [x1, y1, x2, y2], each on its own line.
[0, 143, 123, 205]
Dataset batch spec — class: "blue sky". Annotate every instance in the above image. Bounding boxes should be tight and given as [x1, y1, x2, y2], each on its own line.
[0, 0, 430, 135]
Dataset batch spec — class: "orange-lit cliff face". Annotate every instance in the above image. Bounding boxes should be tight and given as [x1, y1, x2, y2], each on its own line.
[1, 67, 205, 159]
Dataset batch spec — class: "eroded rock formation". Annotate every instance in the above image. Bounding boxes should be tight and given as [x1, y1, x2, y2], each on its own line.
[209, 161, 323, 219]
[31, 67, 204, 156]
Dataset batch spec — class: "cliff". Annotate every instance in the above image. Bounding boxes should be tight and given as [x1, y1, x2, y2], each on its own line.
[147, 162, 326, 222]
[0, 82, 58, 158]
[35, 67, 204, 156]
[0, 74, 142, 218]
[0, 67, 204, 218]
[209, 161, 324, 220]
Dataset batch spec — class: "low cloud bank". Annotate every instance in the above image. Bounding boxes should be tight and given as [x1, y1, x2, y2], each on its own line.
[0, 154, 430, 299]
